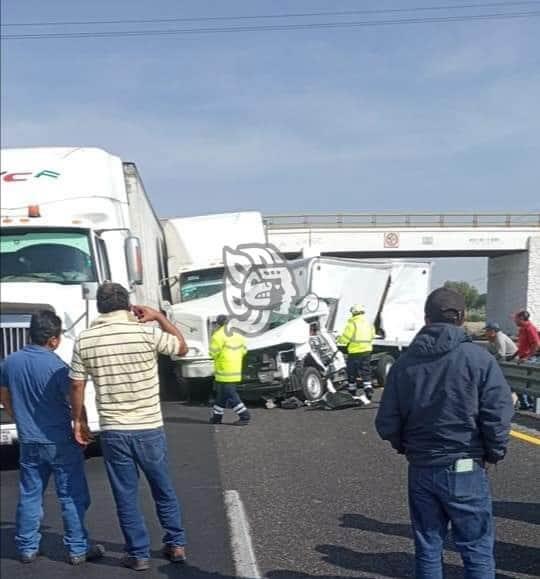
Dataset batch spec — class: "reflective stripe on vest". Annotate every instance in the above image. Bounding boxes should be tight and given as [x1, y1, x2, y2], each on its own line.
[214, 371, 243, 382]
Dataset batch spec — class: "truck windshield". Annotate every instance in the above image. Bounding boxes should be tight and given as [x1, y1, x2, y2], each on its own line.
[180, 267, 224, 302]
[0, 229, 96, 284]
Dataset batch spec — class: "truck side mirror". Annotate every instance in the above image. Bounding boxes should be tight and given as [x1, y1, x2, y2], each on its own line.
[125, 236, 143, 285]
[81, 281, 99, 300]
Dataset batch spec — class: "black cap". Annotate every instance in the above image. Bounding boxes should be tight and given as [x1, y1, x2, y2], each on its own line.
[485, 321, 500, 331]
[216, 314, 228, 327]
[425, 287, 465, 323]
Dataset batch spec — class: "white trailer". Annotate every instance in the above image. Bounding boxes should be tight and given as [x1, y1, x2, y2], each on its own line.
[0, 147, 167, 445]
[163, 212, 266, 305]
[288, 257, 431, 344]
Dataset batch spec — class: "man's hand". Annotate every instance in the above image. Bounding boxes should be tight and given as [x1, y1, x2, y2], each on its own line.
[73, 419, 94, 446]
[131, 305, 163, 323]
[132, 304, 188, 356]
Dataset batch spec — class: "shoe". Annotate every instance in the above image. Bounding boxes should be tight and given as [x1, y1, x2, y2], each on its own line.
[209, 416, 222, 424]
[20, 550, 39, 564]
[357, 393, 371, 406]
[120, 555, 150, 571]
[69, 544, 106, 565]
[162, 544, 187, 563]
[364, 386, 374, 401]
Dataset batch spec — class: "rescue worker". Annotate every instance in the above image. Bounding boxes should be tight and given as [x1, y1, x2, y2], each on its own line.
[209, 315, 251, 425]
[337, 304, 375, 404]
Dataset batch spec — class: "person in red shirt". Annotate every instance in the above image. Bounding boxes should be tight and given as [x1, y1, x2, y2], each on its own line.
[514, 311, 540, 362]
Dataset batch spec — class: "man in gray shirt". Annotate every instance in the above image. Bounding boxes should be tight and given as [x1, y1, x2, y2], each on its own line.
[485, 322, 518, 361]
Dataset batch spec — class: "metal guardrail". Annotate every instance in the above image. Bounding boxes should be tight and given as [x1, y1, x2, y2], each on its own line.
[264, 212, 540, 229]
[500, 361, 540, 400]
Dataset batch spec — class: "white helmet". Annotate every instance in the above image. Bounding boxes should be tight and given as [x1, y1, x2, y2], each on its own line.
[350, 304, 366, 315]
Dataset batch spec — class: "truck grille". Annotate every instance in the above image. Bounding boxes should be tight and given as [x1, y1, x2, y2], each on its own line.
[0, 315, 32, 360]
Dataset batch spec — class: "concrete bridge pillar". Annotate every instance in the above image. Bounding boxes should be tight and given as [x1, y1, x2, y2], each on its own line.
[487, 236, 540, 335]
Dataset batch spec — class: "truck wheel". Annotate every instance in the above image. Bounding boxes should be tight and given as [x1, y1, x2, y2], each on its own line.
[302, 367, 326, 401]
[375, 355, 395, 387]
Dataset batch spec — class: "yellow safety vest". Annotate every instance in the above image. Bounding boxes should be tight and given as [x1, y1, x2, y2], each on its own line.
[209, 326, 247, 383]
[337, 314, 375, 354]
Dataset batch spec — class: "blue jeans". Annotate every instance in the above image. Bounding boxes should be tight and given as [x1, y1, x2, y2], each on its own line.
[16, 441, 90, 556]
[100, 427, 185, 559]
[408, 462, 495, 579]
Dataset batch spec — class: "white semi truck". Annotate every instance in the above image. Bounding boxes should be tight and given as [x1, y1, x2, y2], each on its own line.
[0, 147, 167, 445]
[163, 212, 266, 379]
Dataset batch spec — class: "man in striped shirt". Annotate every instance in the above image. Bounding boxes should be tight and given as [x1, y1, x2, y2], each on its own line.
[69, 283, 188, 571]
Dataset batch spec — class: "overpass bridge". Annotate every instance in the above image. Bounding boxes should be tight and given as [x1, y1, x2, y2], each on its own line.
[264, 212, 540, 334]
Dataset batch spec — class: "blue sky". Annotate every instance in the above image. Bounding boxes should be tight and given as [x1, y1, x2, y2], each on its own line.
[2, 0, 539, 289]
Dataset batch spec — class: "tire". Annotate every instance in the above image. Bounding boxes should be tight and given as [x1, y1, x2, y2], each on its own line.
[301, 367, 326, 401]
[375, 354, 395, 387]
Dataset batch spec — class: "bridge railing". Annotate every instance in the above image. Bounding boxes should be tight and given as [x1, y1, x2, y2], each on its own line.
[264, 212, 540, 229]
[500, 361, 540, 410]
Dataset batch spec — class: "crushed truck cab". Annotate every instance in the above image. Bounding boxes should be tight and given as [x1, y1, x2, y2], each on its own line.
[241, 307, 348, 401]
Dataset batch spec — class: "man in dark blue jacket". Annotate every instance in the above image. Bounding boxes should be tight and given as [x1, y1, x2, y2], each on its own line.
[376, 287, 513, 579]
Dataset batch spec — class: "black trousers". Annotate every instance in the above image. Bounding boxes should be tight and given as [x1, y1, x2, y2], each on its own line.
[212, 382, 250, 418]
[346, 352, 372, 385]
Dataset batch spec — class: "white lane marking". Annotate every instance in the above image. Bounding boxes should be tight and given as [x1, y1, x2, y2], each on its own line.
[224, 490, 262, 579]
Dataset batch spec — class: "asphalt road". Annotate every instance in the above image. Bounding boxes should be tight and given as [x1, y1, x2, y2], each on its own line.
[1, 394, 539, 579]
[0, 404, 236, 579]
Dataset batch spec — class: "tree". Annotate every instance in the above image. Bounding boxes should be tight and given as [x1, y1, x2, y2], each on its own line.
[443, 281, 480, 311]
[475, 293, 487, 309]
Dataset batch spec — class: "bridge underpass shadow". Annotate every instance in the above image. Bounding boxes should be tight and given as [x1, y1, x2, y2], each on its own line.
[340, 513, 540, 577]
